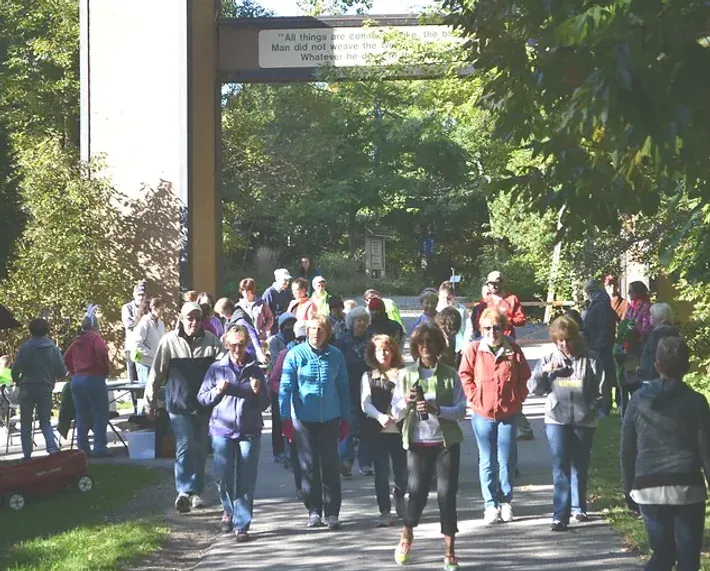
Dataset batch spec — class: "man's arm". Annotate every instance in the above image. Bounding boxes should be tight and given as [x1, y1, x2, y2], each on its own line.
[52, 346, 68, 379]
[144, 336, 170, 409]
[121, 303, 135, 331]
[509, 295, 526, 327]
[11, 347, 24, 384]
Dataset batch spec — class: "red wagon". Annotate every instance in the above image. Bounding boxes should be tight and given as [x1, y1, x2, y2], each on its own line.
[0, 450, 93, 510]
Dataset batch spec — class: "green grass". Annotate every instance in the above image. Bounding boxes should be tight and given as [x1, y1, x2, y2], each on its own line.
[589, 414, 710, 568]
[0, 463, 169, 571]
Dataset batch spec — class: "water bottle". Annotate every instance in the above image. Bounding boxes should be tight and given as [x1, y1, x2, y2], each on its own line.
[416, 383, 429, 421]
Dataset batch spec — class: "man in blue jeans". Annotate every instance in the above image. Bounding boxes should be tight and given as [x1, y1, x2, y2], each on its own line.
[145, 302, 225, 513]
[622, 336, 710, 571]
[11, 318, 66, 459]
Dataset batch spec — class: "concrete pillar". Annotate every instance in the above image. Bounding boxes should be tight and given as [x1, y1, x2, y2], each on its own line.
[81, 0, 220, 306]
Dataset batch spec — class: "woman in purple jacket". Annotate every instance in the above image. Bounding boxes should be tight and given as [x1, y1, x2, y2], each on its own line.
[197, 325, 269, 542]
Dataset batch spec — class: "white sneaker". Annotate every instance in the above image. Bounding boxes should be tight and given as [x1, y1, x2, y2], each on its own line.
[189, 494, 204, 509]
[375, 512, 394, 528]
[483, 506, 500, 525]
[500, 503, 513, 523]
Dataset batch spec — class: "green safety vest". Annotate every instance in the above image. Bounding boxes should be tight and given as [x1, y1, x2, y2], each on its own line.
[399, 362, 463, 450]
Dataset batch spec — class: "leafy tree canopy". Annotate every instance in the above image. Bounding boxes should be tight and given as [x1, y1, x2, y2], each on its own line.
[443, 0, 710, 238]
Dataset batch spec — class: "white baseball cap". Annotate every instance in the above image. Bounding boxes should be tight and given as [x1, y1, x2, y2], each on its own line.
[274, 268, 292, 281]
[486, 271, 502, 283]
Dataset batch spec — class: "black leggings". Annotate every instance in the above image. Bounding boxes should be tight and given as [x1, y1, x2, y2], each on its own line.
[404, 443, 460, 536]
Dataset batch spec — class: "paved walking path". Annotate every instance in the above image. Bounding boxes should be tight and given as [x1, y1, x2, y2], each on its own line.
[191, 342, 642, 571]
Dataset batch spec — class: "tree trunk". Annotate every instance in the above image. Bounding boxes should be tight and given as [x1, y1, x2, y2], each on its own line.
[347, 209, 356, 256]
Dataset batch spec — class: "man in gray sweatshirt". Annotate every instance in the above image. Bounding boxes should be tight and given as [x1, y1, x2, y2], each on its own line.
[11, 318, 67, 459]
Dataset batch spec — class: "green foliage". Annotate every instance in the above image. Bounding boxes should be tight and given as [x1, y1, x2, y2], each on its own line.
[0, 121, 24, 278]
[0, 140, 142, 359]
[444, 0, 710, 239]
[296, 0, 373, 16]
[0, 0, 79, 148]
[221, 76, 503, 286]
[221, 0, 274, 17]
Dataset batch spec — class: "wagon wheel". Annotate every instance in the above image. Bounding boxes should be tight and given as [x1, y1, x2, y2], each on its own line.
[76, 474, 94, 493]
[5, 492, 25, 511]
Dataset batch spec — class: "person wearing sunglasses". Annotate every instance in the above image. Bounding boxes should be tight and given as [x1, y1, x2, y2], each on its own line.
[145, 302, 226, 514]
[197, 325, 270, 541]
[459, 308, 531, 525]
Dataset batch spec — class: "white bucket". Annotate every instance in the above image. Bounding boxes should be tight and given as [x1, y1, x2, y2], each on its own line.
[126, 429, 155, 460]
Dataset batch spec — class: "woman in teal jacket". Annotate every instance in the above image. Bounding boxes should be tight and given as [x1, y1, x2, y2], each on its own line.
[279, 314, 350, 530]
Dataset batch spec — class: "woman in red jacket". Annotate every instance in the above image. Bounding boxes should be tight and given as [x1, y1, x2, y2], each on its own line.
[64, 310, 111, 457]
[458, 308, 531, 525]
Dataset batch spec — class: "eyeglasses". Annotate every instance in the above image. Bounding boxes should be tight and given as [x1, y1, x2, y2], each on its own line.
[227, 342, 247, 349]
[185, 315, 202, 322]
[483, 325, 501, 332]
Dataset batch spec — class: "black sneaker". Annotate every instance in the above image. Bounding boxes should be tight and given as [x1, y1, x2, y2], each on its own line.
[220, 512, 233, 533]
[175, 493, 190, 513]
[573, 512, 590, 523]
[235, 530, 250, 543]
[550, 521, 568, 532]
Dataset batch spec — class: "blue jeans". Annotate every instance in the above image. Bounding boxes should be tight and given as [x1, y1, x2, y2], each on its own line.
[136, 363, 150, 384]
[338, 414, 372, 470]
[471, 413, 517, 507]
[19, 384, 57, 459]
[640, 503, 705, 571]
[295, 417, 341, 518]
[545, 424, 595, 523]
[169, 413, 209, 495]
[368, 432, 407, 514]
[212, 435, 261, 532]
[71, 375, 109, 455]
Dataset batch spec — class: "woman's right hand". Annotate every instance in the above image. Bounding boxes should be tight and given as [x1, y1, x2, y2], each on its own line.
[406, 386, 419, 404]
[542, 361, 559, 374]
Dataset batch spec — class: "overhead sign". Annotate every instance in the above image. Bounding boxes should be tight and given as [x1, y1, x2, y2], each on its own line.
[258, 25, 457, 69]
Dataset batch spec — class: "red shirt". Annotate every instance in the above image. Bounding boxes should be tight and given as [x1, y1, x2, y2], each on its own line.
[458, 339, 531, 420]
[478, 293, 526, 338]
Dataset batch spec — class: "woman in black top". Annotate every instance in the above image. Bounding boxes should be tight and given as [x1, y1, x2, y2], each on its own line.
[360, 334, 407, 528]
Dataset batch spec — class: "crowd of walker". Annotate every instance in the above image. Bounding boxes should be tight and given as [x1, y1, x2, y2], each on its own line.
[2, 256, 708, 571]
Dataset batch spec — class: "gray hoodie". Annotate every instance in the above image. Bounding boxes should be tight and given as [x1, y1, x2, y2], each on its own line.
[12, 336, 67, 387]
[529, 346, 604, 427]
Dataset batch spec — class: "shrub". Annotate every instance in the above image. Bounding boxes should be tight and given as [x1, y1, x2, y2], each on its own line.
[0, 139, 143, 366]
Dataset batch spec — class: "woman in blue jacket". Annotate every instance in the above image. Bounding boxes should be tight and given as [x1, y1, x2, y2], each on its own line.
[197, 325, 269, 542]
[279, 314, 351, 530]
